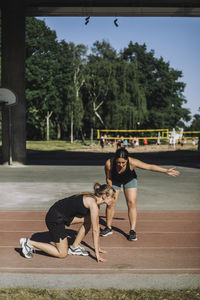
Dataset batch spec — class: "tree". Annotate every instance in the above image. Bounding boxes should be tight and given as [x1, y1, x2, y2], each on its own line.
[26, 17, 61, 140]
[189, 108, 200, 131]
[83, 59, 112, 142]
[99, 59, 147, 130]
[25, 18, 192, 140]
[121, 42, 191, 129]
[64, 43, 87, 143]
[52, 40, 78, 140]
[26, 18, 88, 141]
[82, 40, 147, 138]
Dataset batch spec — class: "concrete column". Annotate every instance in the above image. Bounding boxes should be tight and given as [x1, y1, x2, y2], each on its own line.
[1, 1, 26, 165]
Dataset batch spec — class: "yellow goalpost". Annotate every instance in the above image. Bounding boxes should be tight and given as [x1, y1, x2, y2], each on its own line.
[97, 129, 169, 140]
[97, 129, 200, 141]
[178, 130, 200, 139]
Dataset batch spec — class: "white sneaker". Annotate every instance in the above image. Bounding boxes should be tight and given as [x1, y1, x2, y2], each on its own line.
[20, 238, 34, 259]
[68, 245, 89, 256]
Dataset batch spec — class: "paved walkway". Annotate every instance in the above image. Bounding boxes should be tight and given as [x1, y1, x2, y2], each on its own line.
[0, 153, 200, 289]
[0, 164, 199, 210]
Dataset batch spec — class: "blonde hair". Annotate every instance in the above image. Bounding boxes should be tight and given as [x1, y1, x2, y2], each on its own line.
[93, 182, 115, 197]
[77, 183, 115, 198]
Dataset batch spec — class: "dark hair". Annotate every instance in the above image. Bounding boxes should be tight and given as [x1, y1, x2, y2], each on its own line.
[115, 147, 129, 160]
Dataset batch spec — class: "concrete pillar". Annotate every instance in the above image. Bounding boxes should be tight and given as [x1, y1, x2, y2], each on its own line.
[1, 1, 26, 165]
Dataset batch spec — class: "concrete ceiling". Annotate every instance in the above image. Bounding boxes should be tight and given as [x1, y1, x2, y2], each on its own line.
[24, 0, 200, 17]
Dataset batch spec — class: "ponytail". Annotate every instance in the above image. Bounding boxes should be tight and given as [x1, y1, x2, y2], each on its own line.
[76, 183, 115, 198]
[94, 182, 115, 197]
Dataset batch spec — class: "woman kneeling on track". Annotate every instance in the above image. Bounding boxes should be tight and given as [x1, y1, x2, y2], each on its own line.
[100, 148, 180, 241]
[20, 183, 116, 263]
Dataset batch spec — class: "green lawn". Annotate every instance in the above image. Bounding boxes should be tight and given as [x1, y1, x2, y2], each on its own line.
[25, 139, 197, 152]
[26, 140, 97, 151]
[0, 139, 197, 153]
[0, 288, 199, 300]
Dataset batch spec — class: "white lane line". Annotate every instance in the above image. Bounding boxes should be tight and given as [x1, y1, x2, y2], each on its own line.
[105, 247, 200, 249]
[0, 267, 199, 272]
[1, 246, 200, 249]
[1, 219, 199, 222]
[0, 231, 45, 233]
[1, 231, 200, 234]
[0, 220, 44, 221]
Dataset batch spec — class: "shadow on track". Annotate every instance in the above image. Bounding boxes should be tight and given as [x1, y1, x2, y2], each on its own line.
[0, 146, 199, 168]
[26, 149, 199, 169]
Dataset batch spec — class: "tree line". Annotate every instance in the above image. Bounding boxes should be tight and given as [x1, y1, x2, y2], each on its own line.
[1, 17, 199, 142]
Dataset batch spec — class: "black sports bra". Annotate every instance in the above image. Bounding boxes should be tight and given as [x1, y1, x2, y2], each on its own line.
[111, 158, 137, 184]
[54, 194, 89, 218]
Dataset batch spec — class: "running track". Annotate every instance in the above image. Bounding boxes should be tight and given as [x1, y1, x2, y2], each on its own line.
[1, 210, 200, 275]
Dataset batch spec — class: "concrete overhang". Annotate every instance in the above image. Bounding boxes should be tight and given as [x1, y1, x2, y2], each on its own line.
[24, 1, 200, 17]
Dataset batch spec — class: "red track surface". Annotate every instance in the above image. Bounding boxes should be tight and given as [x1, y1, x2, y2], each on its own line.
[0, 210, 200, 275]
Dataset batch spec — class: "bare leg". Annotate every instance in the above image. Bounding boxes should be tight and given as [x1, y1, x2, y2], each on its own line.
[29, 237, 68, 258]
[28, 216, 87, 257]
[124, 188, 138, 231]
[71, 215, 91, 248]
[106, 190, 120, 228]
[28, 216, 91, 257]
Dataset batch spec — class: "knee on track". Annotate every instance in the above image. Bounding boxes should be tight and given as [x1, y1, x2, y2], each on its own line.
[57, 251, 68, 258]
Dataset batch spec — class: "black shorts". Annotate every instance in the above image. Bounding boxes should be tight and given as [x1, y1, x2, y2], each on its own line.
[45, 206, 74, 243]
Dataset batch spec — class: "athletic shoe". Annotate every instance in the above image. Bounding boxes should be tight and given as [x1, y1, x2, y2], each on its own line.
[68, 245, 89, 256]
[20, 238, 34, 258]
[100, 226, 113, 237]
[128, 230, 137, 241]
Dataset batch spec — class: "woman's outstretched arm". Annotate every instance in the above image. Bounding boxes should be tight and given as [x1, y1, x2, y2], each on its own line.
[130, 157, 180, 177]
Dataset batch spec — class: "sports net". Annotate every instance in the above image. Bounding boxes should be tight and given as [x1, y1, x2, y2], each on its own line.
[97, 129, 200, 145]
[97, 129, 169, 140]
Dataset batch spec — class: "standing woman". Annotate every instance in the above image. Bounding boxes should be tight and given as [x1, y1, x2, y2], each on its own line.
[100, 148, 180, 241]
[20, 183, 115, 262]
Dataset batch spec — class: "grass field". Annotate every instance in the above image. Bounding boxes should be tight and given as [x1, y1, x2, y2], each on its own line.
[26, 140, 93, 151]
[0, 139, 198, 153]
[0, 288, 200, 300]
[25, 139, 198, 153]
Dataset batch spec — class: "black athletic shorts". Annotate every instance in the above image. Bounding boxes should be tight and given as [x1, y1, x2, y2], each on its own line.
[45, 206, 74, 243]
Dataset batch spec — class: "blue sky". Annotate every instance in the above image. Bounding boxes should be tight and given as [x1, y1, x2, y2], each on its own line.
[39, 17, 200, 120]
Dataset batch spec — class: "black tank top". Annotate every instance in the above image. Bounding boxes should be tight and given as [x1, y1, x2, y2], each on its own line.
[111, 158, 137, 184]
[53, 194, 89, 218]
